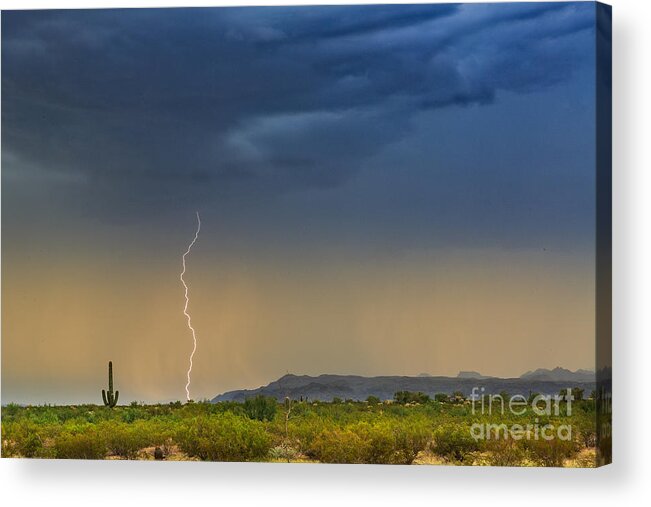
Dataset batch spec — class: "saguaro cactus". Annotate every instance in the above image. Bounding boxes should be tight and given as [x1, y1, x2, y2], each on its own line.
[102, 361, 119, 408]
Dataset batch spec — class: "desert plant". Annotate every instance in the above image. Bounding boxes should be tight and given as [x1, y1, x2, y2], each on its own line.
[310, 420, 426, 464]
[394, 391, 430, 404]
[284, 397, 293, 437]
[483, 438, 527, 466]
[574, 417, 597, 448]
[310, 426, 369, 464]
[522, 435, 578, 467]
[434, 393, 450, 403]
[55, 430, 107, 459]
[572, 387, 585, 402]
[101, 421, 149, 459]
[392, 419, 432, 464]
[268, 442, 300, 462]
[1, 420, 51, 458]
[176, 413, 271, 461]
[101, 361, 119, 408]
[432, 424, 481, 463]
[243, 395, 277, 422]
[353, 422, 396, 464]
[288, 413, 327, 457]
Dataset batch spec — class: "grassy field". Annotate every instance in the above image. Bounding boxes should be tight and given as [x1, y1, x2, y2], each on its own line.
[1, 395, 598, 466]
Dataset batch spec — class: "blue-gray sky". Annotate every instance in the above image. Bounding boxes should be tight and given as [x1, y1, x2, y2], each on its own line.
[2, 3, 598, 403]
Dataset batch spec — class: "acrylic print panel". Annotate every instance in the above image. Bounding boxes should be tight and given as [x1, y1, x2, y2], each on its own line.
[1, 2, 612, 466]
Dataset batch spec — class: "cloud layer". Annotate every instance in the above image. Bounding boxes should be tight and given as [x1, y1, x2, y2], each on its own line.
[3, 3, 596, 236]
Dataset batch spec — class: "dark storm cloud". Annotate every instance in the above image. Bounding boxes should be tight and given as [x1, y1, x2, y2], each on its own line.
[2, 3, 595, 226]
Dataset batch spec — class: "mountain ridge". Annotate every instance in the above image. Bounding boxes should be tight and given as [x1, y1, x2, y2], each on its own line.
[519, 367, 594, 382]
[211, 370, 595, 403]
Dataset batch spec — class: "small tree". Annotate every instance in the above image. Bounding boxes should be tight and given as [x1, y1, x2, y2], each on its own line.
[572, 387, 585, 402]
[243, 395, 277, 422]
[452, 391, 465, 403]
[434, 393, 449, 403]
[394, 391, 430, 404]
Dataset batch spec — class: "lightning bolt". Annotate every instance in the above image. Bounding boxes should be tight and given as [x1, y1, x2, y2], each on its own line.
[181, 211, 201, 401]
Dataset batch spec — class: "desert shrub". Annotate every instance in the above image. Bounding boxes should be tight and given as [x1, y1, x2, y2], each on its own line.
[2, 403, 22, 419]
[432, 424, 481, 463]
[289, 415, 327, 457]
[146, 420, 176, 455]
[483, 438, 527, 467]
[573, 416, 597, 448]
[1, 427, 18, 457]
[310, 420, 430, 464]
[243, 395, 277, 422]
[268, 442, 300, 462]
[366, 396, 381, 405]
[571, 388, 585, 402]
[18, 432, 44, 458]
[1, 420, 53, 458]
[392, 419, 432, 464]
[577, 426, 597, 448]
[394, 391, 430, 404]
[353, 422, 396, 464]
[176, 413, 271, 461]
[100, 421, 150, 459]
[120, 406, 149, 424]
[55, 430, 107, 459]
[310, 426, 368, 464]
[522, 436, 578, 467]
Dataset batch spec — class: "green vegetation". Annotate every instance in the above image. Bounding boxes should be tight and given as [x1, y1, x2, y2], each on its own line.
[176, 412, 271, 461]
[1, 393, 598, 466]
[394, 391, 430, 404]
[432, 423, 482, 463]
[243, 395, 277, 422]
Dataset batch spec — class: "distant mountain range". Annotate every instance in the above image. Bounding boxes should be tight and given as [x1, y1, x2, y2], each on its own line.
[457, 371, 493, 380]
[211, 368, 595, 403]
[519, 367, 595, 382]
[453, 367, 594, 382]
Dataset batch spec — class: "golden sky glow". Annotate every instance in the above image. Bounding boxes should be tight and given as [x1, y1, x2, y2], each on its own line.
[2, 246, 594, 404]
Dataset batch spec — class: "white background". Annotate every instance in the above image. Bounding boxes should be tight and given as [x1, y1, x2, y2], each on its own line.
[0, 0, 649, 505]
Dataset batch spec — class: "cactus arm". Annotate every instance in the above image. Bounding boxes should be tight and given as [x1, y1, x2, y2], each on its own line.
[113, 391, 119, 407]
[102, 389, 108, 406]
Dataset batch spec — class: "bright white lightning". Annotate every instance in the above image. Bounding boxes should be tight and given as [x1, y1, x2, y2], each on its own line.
[181, 211, 201, 401]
